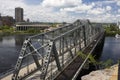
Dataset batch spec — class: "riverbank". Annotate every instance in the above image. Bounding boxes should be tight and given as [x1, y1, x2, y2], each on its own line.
[104, 24, 120, 36]
[0, 30, 42, 37]
[81, 64, 118, 80]
[105, 31, 120, 36]
[0, 26, 44, 36]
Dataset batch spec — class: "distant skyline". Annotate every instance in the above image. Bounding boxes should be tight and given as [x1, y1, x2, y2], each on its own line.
[0, 0, 120, 23]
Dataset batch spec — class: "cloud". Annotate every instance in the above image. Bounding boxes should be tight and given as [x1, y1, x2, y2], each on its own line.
[106, 6, 111, 11]
[0, 0, 25, 16]
[60, 4, 94, 13]
[24, 0, 41, 5]
[0, 0, 119, 23]
[116, 1, 120, 6]
[118, 9, 120, 13]
[87, 8, 105, 15]
[0, 0, 74, 22]
[41, 0, 82, 8]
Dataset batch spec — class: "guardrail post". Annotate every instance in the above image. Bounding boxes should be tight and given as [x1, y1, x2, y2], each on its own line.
[83, 26, 87, 47]
[52, 41, 62, 71]
[28, 40, 41, 68]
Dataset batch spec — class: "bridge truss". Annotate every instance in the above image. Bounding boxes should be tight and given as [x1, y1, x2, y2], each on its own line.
[12, 20, 104, 80]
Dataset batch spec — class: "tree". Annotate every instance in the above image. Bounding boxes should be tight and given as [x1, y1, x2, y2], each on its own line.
[26, 28, 35, 33]
[77, 51, 113, 69]
[26, 28, 41, 33]
[110, 24, 118, 31]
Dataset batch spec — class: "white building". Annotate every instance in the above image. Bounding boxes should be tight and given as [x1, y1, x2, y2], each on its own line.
[117, 21, 120, 29]
[15, 22, 50, 31]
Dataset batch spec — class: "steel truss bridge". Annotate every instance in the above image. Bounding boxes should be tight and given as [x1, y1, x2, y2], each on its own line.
[1, 19, 105, 80]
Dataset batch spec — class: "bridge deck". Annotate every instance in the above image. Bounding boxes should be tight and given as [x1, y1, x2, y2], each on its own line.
[54, 32, 104, 80]
[0, 20, 105, 80]
[1, 33, 104, 80]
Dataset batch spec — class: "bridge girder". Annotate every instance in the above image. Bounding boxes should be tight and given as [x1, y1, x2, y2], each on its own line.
[12, 19, 104, 80]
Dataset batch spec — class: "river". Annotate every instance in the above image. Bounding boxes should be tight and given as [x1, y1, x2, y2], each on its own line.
[0, 36, 120, 75]
[100, 37, 120, 64]
[0, 34, 31, 74]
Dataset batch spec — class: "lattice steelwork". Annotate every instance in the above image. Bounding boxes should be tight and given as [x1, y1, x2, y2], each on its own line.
[12, 19, 104, 80]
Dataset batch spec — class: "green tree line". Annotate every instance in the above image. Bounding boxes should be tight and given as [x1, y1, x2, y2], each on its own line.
[104, 24, 120, 36]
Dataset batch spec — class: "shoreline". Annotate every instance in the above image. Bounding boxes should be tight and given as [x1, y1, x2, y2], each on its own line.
[0, 31, 40, 36]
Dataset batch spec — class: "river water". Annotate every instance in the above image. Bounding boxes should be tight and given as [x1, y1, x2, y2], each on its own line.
[0, 34, 30, 74]
[100, 37, 120, 64]
[0, 36, 120, 75]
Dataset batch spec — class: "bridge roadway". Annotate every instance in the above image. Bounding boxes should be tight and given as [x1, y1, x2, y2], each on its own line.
[54, 32, 105, 80]
[25, 31, 105, 80]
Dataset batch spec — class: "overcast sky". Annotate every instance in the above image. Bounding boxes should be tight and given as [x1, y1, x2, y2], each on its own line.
[0, 0, 120, 23]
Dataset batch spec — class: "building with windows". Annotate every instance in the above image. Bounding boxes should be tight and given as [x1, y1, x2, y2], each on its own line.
[15, 7, 23, 22]
[2, 16, 14, 26]
[15, 22, 51, 31]
[0, 13, 14, 26]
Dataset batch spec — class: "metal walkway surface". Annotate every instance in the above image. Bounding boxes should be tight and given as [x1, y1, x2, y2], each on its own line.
[54, 32, 105, 80]
[0, 19, 104, 80]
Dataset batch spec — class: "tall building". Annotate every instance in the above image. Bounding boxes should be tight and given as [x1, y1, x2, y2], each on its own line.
[0, 13, 3, 26]
[15, 7, 23, 22]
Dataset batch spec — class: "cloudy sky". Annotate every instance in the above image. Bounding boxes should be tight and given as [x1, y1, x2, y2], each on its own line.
[0, 0, 120, 23]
